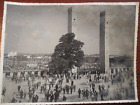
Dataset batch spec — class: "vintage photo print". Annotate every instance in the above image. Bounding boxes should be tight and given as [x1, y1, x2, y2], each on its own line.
[0, 1, 139, 104]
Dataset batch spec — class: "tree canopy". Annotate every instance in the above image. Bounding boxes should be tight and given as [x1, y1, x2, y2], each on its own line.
[48, 33, 84, 74]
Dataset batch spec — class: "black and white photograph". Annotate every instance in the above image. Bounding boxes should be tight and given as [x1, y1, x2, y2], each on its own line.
[0, 2, 139, 104]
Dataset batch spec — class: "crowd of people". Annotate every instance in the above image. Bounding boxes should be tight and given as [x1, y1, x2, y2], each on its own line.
[2, 68, 135, 103]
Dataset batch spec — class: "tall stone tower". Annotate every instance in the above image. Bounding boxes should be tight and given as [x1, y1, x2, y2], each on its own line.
[68, 7, 77, 35]
[68, 7, 78, 73]
[99, 11, 110, 75]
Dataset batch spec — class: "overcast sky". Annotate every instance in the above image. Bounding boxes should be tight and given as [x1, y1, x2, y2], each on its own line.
[4, 4, 136, 56]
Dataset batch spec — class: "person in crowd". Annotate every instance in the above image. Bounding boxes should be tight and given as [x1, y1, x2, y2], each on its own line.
[89, 89, 92, 97]
[92, 84, 95, 92]
[11, 97, 17, 103]
[55, 84, 58, 91]
[98, 85, 101, 92]
[40, 86, 43, 93]
[37, 83, 39, 89]
[20, 89, 23, 99]
[50, 94, 54, 102]
[18, 85, 21, 92]
[89, 78, 92, 82]
[54, 92, 58, 102]
[45, 91, 49, 101]
[29, 91, 33, 102]
[32, 88, 35, 94]
[35, 94, 39, 102]
[63, 87, 65, 94]
[66, 86, 69, 94]
[2, 87, 6, 96]
[32, 95, 36, 102]
[24, 91, 26, 99]
[77, 74, 79, 79]
[82, 89, 86, 98]
[86, 89, 89, 99]
[73, 85, 76, 92]
[78, 88, 81, 98]
[71, 80, 74, 86]
[63, 95, 67, 101]
[94, 90, 98, 101]
[70, 86, 73, 94]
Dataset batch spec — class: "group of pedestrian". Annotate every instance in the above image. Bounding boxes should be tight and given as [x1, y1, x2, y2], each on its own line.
[63, 84, 76, 94]
[44, 90, 60, 102]
[32, 94, 39, 102]
[78, 88, 90, 99]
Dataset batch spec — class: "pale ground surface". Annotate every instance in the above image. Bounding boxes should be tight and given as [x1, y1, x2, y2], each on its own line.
[1, 72, 135, 103]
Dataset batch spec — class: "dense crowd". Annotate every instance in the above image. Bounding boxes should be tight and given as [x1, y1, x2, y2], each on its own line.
[2, 68, 135, 103]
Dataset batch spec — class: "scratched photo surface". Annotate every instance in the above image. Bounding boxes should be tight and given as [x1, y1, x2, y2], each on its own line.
[0, 2, 138, 104]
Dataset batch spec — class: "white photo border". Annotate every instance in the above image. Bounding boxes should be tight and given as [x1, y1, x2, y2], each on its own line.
[0, 1, 139, 104]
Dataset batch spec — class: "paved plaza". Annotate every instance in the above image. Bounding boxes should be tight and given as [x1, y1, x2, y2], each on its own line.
[1, 70, 135, 103]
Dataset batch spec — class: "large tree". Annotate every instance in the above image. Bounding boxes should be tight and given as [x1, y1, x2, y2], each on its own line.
[49, 33, 84, 74]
